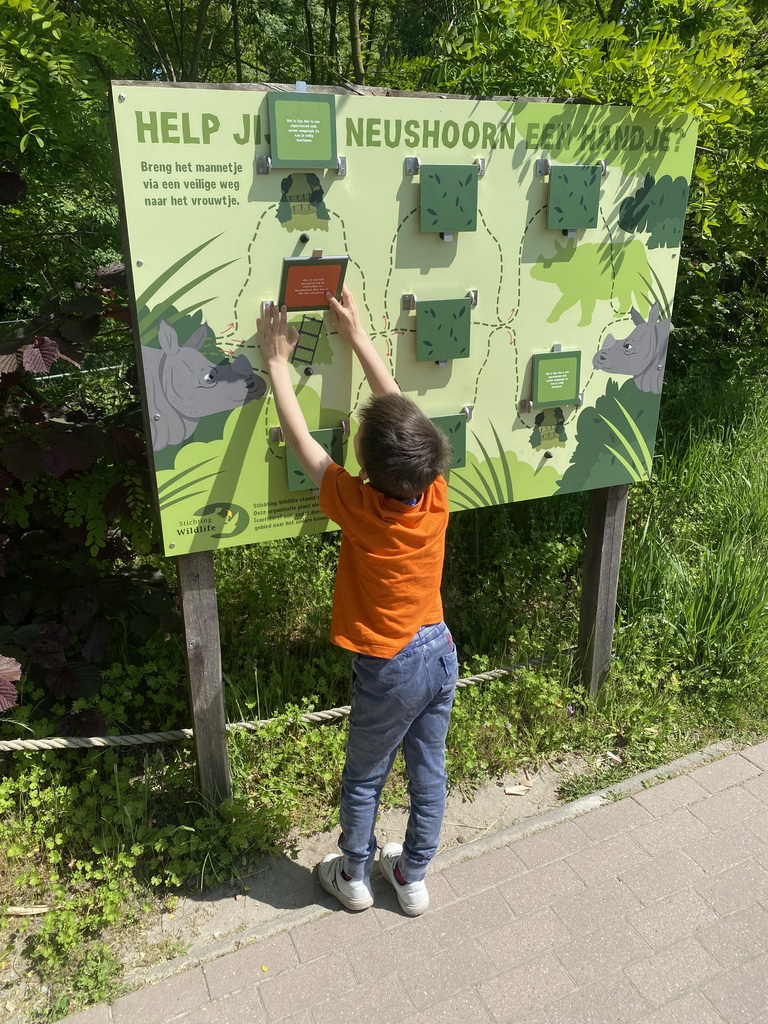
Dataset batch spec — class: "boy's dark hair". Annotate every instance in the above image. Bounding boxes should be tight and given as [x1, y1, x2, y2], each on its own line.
[357, 393, 453, 498]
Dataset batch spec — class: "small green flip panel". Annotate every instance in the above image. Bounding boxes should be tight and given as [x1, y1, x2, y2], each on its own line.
[547, 165, 602, 231]
[431, 415, 467, 469]
[420, 165, 478, 234]
[416, 299, 472, 362]
[285, 428, 343, 491]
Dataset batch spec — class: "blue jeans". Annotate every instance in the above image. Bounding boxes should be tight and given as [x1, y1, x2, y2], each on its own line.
[339, 622, 458, 883]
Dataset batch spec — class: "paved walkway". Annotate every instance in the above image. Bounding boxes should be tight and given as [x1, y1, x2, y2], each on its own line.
[64, 741, 768, 1024]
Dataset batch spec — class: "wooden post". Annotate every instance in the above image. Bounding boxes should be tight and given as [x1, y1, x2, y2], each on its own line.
[578, 484, 630, 698]
[177, 550, 232, 805]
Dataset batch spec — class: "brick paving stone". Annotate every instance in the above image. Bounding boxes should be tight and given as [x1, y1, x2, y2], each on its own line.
[743, 772, 768, 805]
[703, 951, 768, 1024]
[631, 808, 711, 858]
[543, 971, 649, 1024]
[620, 850, 706, 907]
[499, 860, 585, 918]
[565, 832, 651, 886]
[576, 797, 653, 841]
[290, 906, 382, 962]
[632, 776, 711, 818]
[745, 810, 768, 842]
[550, 875, 642, 935]
[688, 786, 766, 831]
[477, 952, 574, 1020]
[426, 886, 514, 947]
[442, 843, 527, 898]
[371, 872, 455, 928]
[697, 903, 768, 968]
[394, 988, 493, 1024]
[554, 915, 650, 987]
[204, 931, 298, 1000]
[688, 755, 762, 794]
[477, 907, 573, 972]
[629, 888, 719, 950]
[696, 860, 768, 917]
[179, 991, 266, 1024]
[741, 740, 768, 771]
[309, 974, 413, 1024]
[112, 968, 209, 1024]
[346, 916, 440, 983]
[633, 991, 727, 1024]
[625, 937, 722, 1008]
[684, 822, 767, 876]
[511, 820, 592, 869]
[258, 951, 357, 1019]
[398, 938, 496, 1009]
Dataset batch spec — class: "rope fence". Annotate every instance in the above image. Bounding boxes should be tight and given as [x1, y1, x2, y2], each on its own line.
[0, 656, 562, 754]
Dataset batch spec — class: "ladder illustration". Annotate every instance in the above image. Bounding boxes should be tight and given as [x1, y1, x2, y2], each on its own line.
[291, 314, 323, 366]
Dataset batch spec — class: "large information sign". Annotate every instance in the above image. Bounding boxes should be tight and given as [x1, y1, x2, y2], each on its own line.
[110, 82, 697, 556]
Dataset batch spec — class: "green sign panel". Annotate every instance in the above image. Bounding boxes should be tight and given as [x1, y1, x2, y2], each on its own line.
[532, 351, 581, 407]
[267, 92, 337, 169]
[109, 82, 697, 555]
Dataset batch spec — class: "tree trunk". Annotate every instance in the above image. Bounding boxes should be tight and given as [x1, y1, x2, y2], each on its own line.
[348, 0, 366, 84]
[303, 0, 318, 83]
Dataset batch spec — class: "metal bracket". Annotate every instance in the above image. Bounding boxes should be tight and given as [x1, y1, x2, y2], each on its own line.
[552, 343, 562, 353]
[440, 232, 454, 242]
[269, 426, 284, 442]
[577, 392, 584, 407]
[341, 418, 350, 436]
[536, 158, 551, 176]
[402, 293, 417, 311]
[405, 156, 421, 176]
[474, 157, 486, 179]
[519, 399, 534, 414]
[462, 405, 474, 422]
[295, 80, 307, 92]
[467, 290, 478, 308]
[337, 155, 347, 177]
[436, 361, 448, 369]
[261, 300, 273, 316]
[257, 155, 272, 175]
[598, 159, 607, 176]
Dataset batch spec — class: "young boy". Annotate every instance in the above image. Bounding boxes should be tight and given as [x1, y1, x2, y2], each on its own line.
[257, 288, 458, 916]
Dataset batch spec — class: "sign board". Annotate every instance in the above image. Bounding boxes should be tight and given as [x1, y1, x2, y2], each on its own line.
[110, 83, 697, 556]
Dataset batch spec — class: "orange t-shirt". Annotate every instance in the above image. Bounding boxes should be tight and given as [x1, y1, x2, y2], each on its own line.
[319, 463, 449, 657]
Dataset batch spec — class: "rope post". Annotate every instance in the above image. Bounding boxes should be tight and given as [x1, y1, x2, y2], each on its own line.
[177, 550, 232, 806]
[578, 483, 630, 698]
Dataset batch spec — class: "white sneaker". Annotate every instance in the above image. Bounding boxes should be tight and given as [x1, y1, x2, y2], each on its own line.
[379, 843, 429, 916]
[315, 854, 373, 911]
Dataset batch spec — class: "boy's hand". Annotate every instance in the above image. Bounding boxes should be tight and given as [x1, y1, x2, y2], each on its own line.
[327, 286, 366, 345]
[257, 303, 299, 366]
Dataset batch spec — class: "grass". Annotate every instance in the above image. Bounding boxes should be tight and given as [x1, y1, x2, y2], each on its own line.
[4, 369, 768, 1019]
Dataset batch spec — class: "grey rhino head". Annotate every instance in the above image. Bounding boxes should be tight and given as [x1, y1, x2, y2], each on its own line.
[143, 320, 266, 451]
[593, 303, 670, 394]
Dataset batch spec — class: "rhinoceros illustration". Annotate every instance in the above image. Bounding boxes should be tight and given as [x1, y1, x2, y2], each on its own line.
[142, 320, 266, 451]
[592, 302, 670, 394]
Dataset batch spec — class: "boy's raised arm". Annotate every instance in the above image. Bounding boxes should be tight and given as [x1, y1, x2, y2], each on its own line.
[327, 287, 400, 397]
[257, 303, 332, 489]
